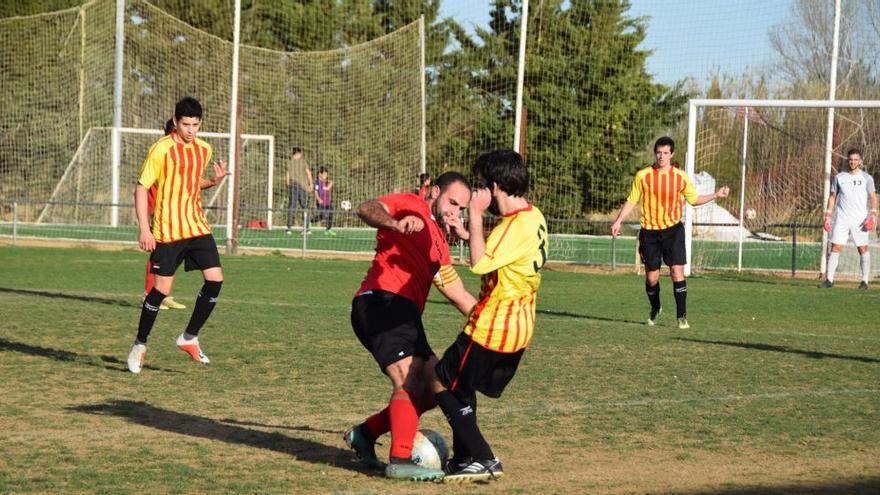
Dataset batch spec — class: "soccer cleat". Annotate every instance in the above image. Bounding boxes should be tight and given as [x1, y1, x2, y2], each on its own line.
[677, 317, 690, 330]
[343, 425, 385, 470]
[444, 457, 504, 483]
[444, 456, 472, 475]
[326, 229, 337, 236]
[818, 279, 834, 289]
[162, 296, 186, 310]
[858, 281, 869, 291]
[176, 333, 210, 364]
[647, 307, 662, 326]
[145, 296, 169, 310]
[285, 228, 293, 235]
[127, 343, 146, 374]
[385, 459, 445, 481]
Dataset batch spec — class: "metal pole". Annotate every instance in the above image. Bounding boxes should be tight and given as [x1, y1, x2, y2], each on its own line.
[110, 0, 125, 228]
[737, 109, 749, 272]
[512, 0, 529, 153]
[225, 0, 242, 254]
[791, 223, 797, 277]
[611, 232, 617, 272]
[13, 202, 18, 244]
[684, 101, 698, 276]
[267, 136, 275, 229]
[419, 16, 426, 174]
[820, 0, 842, 278]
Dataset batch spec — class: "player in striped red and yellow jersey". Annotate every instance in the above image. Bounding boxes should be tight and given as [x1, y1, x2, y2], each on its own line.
[127, 97, 228, 375]
[430, 150, 547, 482]
[611, 136, 729, 330]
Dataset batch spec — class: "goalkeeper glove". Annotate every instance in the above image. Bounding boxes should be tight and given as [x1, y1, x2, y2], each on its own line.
[863, 213, 876, 232]
[823, 212, 832, 233]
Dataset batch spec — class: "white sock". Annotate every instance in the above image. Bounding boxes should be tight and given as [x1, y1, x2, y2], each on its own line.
[826, 252, 840, 282]
[860, 252, 870, 283]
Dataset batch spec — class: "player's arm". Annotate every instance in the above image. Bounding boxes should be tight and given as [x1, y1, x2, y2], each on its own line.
[434, 266, 476, 316]
[693, 186, 730, 206]
[356, 198, 424, 233]
[200, 160, 227, 189]
[134, 185, 155, 252]
[610, 201, 637, 237]
[864, 190, 878, 231]
[824, 190, 838, 232]
[467, 188, 491, 265]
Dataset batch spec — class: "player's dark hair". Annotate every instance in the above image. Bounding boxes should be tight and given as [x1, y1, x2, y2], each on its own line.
[163, 119, 174, 136]
[292, 146, 303, 155]
[174, 97, 203, 121]
[318, 165, 328, 174]
[419, 172, 431, 183]
[473, 149, 529, 196]
[846, 148, 862, 158]
[654, 136, 675, 153]
[433, 171, 468, 192]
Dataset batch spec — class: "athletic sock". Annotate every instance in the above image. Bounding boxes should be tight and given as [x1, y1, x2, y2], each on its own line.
[645, 281, 661, 312]
[435, 390, 493, 461]
[184, 281, 222, 337]
[827, 252, 840, 283]
[673, 280, 687, 319]
[363, 395, 432, 440]
[388, 389, 418, 460]
[860, 252, 870, 283]
[136, 287, 166, 344]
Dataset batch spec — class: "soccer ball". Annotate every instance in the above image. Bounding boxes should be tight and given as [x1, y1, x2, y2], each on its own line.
[340, 200, 352, 211]
[745, 208, 757, 220]
[411, 429, 449, 471]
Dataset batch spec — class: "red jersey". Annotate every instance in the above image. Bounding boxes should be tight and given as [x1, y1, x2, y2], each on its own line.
[357, 193, 452, 312]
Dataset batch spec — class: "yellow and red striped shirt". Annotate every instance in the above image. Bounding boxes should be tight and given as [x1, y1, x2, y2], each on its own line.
[138, 133, 213, 242]
[626, 165, 698, 230]
[464, 204, 547, 353]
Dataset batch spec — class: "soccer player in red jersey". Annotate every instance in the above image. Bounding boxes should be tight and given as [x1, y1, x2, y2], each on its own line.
[343, 171, 476, 481]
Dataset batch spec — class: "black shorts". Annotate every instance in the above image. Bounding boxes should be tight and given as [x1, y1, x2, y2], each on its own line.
[150, 234, 221, 276]
[351, 290, 434, 372]
[638, 222, 686, 271]
[435, 332, 523, 407]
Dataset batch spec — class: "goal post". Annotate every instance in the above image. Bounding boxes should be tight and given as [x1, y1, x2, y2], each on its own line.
[685, 98, 880, 277]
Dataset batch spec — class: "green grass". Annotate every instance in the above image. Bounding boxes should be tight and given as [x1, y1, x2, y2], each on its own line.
[0, 246, 878, 494]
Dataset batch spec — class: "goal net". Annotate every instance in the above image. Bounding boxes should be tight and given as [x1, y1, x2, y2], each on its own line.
[685, 99, 880, 279]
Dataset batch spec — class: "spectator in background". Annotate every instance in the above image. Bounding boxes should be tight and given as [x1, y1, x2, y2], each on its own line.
[314, 165, 335, 235]
[416, 173, 431, 198]
[285, 147, 313, 234]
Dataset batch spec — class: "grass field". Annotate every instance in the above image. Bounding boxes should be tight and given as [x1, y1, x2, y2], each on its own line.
[1, 246, 878, 494]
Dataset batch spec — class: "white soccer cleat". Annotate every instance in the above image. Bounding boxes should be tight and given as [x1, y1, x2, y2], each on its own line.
[176, 333, 210, 364]
[127, 343, 146, 374]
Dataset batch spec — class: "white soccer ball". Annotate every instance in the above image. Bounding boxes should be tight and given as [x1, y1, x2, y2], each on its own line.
[340, 200, 352, 211]
[745, 208, 757, 220]
[411, 429, 449, 471]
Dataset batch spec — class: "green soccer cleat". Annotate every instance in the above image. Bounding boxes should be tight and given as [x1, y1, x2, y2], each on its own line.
[385, 459, 445, 481]
[343, 425, 385, 470]
[647, 307, 662, 326]
[325, 229, 337, 236]
[677, 317, 690, 330]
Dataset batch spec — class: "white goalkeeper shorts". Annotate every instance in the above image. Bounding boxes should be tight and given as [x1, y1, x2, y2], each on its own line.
[830, 218, 870, 247]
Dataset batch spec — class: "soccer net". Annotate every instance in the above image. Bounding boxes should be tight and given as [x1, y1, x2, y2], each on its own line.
[685, 99, 880, 278]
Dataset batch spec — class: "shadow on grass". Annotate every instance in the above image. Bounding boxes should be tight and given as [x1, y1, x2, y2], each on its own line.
[674, 337, 880, 363]
[219, 418, 338, 435]
[0, 287, 137, 308]
[673, 477, 880, 495]
[71, 400, 376, 474]
[0, 337, 179, 373]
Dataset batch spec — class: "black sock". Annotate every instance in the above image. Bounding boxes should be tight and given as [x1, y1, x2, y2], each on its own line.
[435, 390, 493, 461]
[673, 280, 687, 318]
[184, 281, 222, 336]
[136, 287, 166, 344]
[645, 281, 661, 312]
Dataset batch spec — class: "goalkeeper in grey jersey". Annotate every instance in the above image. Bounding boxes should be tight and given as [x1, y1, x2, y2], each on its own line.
[820, 148, 878, 290]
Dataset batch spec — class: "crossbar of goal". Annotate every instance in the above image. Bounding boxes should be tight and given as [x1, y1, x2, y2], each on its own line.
[110, 127, 276, 229]
[684, 99, 880, 276]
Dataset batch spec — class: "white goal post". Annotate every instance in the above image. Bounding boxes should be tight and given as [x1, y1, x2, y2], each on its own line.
[684, 98, 880, 276]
